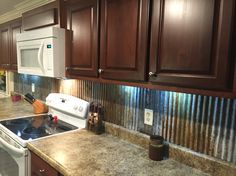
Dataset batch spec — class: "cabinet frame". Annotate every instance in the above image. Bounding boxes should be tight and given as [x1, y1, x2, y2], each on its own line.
[10, 18, 22, 71]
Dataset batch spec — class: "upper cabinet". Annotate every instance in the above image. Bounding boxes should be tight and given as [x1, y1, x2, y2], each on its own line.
[5, 0, 231, 96]
[66, 0, 99, 77]
[22, 0, 65, 31]
[66, 0, 150, 81]
[99, 0, 150, 81]
[149, 0, 235, 90]
[0, 18, 21, 71]
[0, 23, 10, 69]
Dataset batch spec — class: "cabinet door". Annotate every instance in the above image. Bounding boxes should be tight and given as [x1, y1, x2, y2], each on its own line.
[10, 19, 22, 71]
[31, 152, 59, 176]
[66, 0, 99, 77]
[149, 0, 235, 90]
[0, 24, 10, 69]
[100, 0, 150, 81]
[22, 1, 62, 31]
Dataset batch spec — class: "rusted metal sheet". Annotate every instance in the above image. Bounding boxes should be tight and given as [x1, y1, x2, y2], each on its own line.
[57, 79, 236, 164]
[13, 74, 235, 164]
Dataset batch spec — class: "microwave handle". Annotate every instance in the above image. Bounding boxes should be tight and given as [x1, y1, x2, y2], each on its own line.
[0, 137, 26, 157]
[38, 41, 45, 72]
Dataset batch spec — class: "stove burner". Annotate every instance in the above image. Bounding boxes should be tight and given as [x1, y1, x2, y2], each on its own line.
[22, 127, 46, 135]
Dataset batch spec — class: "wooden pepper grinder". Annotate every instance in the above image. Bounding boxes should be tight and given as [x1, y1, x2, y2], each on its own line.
[87, 102, 104, 134]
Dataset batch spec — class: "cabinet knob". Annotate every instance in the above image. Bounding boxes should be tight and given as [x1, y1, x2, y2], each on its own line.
[98, 69, 104, 74]
[39, 169, 45, 173]
[149, 72, 157, 77]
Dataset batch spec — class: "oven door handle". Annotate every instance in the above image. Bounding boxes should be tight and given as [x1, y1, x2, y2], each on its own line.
[0, 137, 25, 157]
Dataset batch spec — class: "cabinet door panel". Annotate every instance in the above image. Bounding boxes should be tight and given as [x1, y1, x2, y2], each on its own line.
[106, 0, 138, 69]
[150, 0, 235, 90]
[66, 0, 99, 77]
[161, 0, 214, 73]
[100, 0, 149, 81]
[31, 152, 59, 176]
[72, 8, 92, 67]
[0, 25, 10, 69]
[23, 8, 57, 31]
[11, 19, 22, 70]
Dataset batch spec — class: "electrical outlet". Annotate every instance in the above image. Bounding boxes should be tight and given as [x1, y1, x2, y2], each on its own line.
[144, 109, 153, 126]
[31, 83, 35, 93]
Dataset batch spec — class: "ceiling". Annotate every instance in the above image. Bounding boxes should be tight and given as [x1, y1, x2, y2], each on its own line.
[0, 0, 25, 16]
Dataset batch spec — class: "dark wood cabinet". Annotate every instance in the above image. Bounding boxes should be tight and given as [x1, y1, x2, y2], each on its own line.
[149, 0, 235, 90]
[65, 0, 150, 81]
[23, 8, 57, 31]
[0, 18, 21, 71]
[31, 151, 61, 176]
[22, 0, 65, 31]
[10, 19, 22, 70]
[66, 0, 99, 77]
[0, 24, 10, 69]
[5, 0, 231, 97]
[99, 0, 150, 81]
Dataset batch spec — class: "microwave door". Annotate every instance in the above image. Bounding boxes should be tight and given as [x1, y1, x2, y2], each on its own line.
[17, 41, 44, 75]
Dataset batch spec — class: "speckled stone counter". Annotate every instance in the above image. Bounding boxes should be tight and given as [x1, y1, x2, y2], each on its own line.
[0, 97, 34, 120]
[104, 122, 236, 176]
[28, 130, 209, 176]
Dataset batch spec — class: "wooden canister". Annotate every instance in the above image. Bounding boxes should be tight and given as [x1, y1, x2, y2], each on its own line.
[149, 135, 164, 161]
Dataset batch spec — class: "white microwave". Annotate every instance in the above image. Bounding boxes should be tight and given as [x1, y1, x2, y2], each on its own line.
[16, 27, 65, 78]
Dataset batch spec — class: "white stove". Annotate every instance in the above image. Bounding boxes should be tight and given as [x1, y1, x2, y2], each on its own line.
[0, 93, 89, 176]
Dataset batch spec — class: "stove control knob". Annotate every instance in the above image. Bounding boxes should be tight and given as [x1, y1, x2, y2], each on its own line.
[73, 105, 78, 111]
[78, 106, 83, 112]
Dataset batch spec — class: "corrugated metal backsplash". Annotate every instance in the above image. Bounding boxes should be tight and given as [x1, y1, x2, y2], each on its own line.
[14, 73, 58, 100]
[13, 73, 236, 164]
[59, 79, 236, 164]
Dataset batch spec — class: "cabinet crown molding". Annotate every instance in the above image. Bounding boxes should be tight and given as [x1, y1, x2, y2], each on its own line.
[0, 0, 55, 24]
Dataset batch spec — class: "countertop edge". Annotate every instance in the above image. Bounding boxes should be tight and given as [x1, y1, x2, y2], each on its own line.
[27, 143, 70, 176]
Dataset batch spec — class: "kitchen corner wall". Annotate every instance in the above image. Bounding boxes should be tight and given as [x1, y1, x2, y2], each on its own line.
[13, 72, 236, 164]
[59, 79, 236, 165]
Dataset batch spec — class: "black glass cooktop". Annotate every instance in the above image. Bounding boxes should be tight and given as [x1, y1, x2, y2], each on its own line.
[0, 115, 78, 140]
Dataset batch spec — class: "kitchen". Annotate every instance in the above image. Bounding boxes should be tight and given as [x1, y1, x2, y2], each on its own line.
[0, 0, 236, 176]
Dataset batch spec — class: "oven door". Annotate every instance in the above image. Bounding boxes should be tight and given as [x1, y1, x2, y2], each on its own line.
[0, 134, 29, 176]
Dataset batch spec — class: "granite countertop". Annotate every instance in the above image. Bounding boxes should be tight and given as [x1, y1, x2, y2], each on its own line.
[0, 97, 34, 120]
[28, 130, 209, 176]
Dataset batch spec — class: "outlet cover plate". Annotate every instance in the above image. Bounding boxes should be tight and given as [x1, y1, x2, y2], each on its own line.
[144, 109, 153, 126]
[31, 83, 35, 93]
